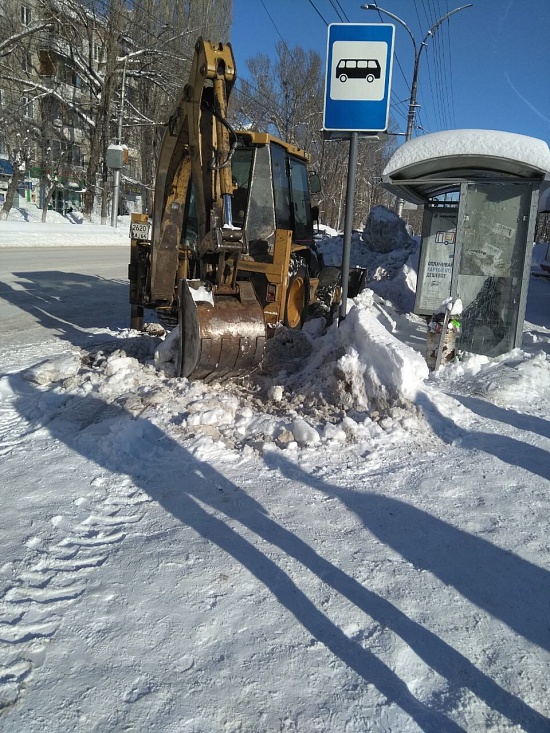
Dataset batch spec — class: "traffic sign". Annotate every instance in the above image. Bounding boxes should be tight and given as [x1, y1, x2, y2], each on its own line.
[324, 23, 395, 132]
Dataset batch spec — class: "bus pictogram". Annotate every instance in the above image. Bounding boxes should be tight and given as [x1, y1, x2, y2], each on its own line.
[335, 58, 382, 83]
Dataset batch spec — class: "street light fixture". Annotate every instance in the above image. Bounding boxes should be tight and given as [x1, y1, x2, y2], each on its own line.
[360, 2, 472, 216]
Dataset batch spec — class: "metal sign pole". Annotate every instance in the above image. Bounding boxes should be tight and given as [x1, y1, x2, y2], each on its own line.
[323, 23, 394, 322]
[339, 131, 359, 322]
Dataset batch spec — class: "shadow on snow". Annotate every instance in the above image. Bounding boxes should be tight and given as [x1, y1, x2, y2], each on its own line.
[418, 392, 550, 483]
[451, 393, 550, 441]
[8, 375, 550, 733]
[0, 271, 129, 344]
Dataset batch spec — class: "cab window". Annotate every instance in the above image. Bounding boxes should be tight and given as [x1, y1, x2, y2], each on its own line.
[230, 147, 254, 227]
[246, 145, 276, 260]
[271, 143, 292, 232]
[289, 156, 314, 244]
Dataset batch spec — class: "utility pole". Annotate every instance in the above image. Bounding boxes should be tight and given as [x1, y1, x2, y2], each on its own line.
[360, 3, 472, 217]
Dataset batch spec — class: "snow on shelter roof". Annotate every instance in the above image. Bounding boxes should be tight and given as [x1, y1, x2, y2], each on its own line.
[382, 129, 550, 205]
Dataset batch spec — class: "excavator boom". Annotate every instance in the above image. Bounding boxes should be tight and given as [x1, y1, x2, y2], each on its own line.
[146, 38, 266, 380]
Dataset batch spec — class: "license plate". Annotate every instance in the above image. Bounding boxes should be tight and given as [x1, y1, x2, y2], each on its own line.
[130, 222, 150, 240]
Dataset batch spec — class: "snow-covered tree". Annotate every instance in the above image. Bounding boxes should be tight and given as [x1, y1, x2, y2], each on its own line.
[0, 0, 233, 219]
[0, 133, 35, 220]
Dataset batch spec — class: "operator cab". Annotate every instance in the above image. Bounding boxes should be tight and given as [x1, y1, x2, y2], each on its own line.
[230, 137, 317, 262]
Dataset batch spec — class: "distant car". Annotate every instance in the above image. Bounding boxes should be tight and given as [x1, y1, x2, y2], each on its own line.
[336, 59, 381, 83]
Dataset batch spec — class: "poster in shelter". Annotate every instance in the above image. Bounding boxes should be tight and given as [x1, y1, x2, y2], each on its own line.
[415, 210, 457, 314]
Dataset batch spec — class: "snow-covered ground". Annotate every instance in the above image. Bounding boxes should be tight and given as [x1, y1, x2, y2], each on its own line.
[1, 208, 549, 732]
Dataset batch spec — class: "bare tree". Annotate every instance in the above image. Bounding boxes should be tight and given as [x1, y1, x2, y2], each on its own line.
[232, 42, 396, 230]
[0, 0, 234, 220]
[0, 133, 35, 220]
[39, 144, 63, 221]
[232, 43, 323, 152]
[124, 0, 233, 212]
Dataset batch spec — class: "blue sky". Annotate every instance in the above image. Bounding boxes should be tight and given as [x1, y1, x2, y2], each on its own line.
[231, 0, 550, 144]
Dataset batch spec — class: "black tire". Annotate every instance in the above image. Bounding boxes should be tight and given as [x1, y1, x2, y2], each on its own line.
[284, 262, 309, 329]
[308, 266, 341, 323]
[339, 73, 348, 82]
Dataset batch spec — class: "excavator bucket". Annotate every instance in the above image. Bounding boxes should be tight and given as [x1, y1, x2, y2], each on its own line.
[177, 279, 267, 382]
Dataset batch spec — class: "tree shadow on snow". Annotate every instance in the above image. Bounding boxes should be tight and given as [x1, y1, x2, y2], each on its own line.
[9, 376, 550, 733]
[0, 271, 129, 345]
[261, 451, 550, 733]
[417, 392, 550, 483]
[451, 394, 550, 441]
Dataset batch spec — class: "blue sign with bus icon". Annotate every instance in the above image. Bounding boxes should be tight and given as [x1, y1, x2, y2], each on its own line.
[324, 24, 395, 132]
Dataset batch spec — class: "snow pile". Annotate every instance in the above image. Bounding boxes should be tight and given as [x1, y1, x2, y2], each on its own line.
[339, 292, 429, 404]
[362, 204, 416, 254]
[14, 289, 434, 460]
[315, 222, 340, 237]
[24, 353, 82, 385]
[434, 348, 550, 410]
[317, 205, 420, 312]
[361, 206, 419, 312]
[258, 290, 428, 416]
[316, 228, 366, 268]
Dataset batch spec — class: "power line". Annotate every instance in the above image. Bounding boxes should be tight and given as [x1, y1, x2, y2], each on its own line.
[445, 0, 457, 126]
[327, 0, 346, 23]
[423, 1, 455, 130]
[306, 0, 330, 27]
[258, 0, 287, 45]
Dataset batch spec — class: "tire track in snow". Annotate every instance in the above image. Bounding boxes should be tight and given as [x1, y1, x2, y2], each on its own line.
[0, 476, 151, 716]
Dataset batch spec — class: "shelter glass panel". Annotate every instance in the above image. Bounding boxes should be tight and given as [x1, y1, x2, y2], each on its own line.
[456, 181, 533, 356]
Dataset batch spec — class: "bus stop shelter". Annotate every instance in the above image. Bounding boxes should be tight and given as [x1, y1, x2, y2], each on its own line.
[382, 129, 550, 357]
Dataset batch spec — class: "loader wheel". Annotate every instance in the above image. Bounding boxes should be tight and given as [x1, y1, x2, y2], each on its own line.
[284, 263, 309, 329]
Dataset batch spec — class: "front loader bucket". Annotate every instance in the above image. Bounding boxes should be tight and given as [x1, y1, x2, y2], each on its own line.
[177, 279, 266, 382]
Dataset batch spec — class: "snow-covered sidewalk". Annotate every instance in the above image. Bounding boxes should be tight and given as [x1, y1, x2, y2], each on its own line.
[0, 217, 549, 731]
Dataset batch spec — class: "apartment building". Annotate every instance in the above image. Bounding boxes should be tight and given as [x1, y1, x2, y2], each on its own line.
[0, 0, 141, 214]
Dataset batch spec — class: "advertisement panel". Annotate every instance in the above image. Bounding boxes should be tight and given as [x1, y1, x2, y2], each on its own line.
[415, 208, 457, 314]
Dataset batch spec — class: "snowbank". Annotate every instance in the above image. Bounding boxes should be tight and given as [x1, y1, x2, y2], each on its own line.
[316, 205, 420, 312]
[0, 207, 130, 246]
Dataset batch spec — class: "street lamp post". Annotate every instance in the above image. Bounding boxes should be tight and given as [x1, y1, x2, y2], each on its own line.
[360, 2, 472, 216]
[111, 56, 128, 228]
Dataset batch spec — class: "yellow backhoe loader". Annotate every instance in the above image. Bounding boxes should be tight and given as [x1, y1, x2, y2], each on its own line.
[128, 38, 364, 381]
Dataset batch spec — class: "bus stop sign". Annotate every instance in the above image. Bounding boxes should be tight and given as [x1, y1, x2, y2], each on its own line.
[324, 23, 394, 132]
